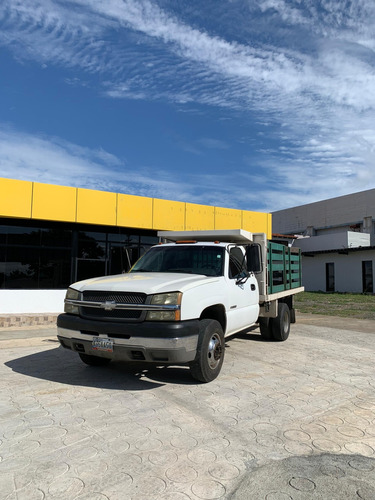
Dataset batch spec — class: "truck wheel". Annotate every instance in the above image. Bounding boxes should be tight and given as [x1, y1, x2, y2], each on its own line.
[259, 317, 274, 340]
[190, 319, 225, 383]
[79, 353, 112, 366]
[290, 308, 296, 324]
[272, 303, 290, 341]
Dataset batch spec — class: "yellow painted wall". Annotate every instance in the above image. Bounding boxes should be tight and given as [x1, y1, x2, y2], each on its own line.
[214, 207, 242, 230]
[0, 178, 33, 218]
[77, 188, 117, 226]
[242, 210, 272, 237]
[185, 203, 215, 230]
[117, 193, 153, 229]
[32, 182, 77, 222]
[153, 198, 185, 230]
[0, 178, 272, 238]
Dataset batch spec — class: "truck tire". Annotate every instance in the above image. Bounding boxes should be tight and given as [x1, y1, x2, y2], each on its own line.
[259, 317, 274, 340]
[79, 353, 112, 366]
[272, 303, 290, 341]
[190, 319, 225, 383]
[290, 308, 296, 324]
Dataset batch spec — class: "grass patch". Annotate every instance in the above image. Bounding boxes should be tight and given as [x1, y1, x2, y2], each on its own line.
[295, 291, 375, 320]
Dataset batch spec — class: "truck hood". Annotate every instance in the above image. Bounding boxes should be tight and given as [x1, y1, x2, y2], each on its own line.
[72, 272, 220, 294]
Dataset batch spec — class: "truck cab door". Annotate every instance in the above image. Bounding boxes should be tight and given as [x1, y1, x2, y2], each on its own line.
[225, 245, 259, 335]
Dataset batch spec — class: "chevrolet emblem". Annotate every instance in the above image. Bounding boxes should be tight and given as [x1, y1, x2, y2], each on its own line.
[101, 301, 117, 311]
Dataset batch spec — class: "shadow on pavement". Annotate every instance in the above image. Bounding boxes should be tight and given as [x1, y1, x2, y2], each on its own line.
[234, 331, 264, 342]
[5, 346, 197, 391]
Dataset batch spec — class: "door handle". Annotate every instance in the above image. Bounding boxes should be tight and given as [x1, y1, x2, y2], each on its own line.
[251, 284, 256, 291]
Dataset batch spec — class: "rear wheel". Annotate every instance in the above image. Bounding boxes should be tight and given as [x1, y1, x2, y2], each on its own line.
[259, 317, 274, 340]
[272, 303, 290, 341]
[290, 308, 296, 324]
[79, 353, 112, 366]
[190, 319, 225, 383]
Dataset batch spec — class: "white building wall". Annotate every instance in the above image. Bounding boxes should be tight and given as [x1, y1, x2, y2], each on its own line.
[273, 189, 375, 293]
[301, 258, 325, 291]
[293, 231, 370, 252]
[295, 232, 370, 252]
[273, 189, 375, 235]
[302, 250, 375, 293]
[0, 290, 65, 314]
[317, 226, 352, 236]
[348, 232, 371, 248]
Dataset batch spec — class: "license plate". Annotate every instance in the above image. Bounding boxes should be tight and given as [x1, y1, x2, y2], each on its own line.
[92, 337, 113, 352]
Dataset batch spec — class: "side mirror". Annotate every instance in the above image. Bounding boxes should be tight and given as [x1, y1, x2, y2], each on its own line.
[246, 244, 262, 273]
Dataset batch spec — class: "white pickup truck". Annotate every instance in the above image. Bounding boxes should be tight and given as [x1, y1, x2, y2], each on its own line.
[57, 229, 304, 382]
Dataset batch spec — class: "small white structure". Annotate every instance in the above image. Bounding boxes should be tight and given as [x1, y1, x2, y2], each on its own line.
[295, 232, 370, 253]
[273, 189, 375, 293]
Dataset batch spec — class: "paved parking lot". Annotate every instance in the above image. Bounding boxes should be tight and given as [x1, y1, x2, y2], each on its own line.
[1, 314, 375, 499]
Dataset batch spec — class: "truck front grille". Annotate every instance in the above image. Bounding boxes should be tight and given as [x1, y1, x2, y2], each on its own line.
[80, 307, 142, 320]
[82, 291, 146, 304]
[81, 291, 147, 321]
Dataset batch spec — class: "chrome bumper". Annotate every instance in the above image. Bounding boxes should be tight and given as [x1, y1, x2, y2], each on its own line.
[57, 315, 199, 364]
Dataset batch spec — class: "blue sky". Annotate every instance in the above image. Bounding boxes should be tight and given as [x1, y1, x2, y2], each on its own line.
[1, 0, 375, 212]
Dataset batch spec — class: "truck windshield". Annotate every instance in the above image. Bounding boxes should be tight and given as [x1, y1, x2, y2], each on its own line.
[130, 245, 224, 277]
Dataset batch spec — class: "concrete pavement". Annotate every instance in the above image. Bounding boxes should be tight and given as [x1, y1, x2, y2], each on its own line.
[0, 314, 375, 499]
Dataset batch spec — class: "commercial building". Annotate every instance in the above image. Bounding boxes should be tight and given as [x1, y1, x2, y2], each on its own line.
[272, 189, 375, 293]
[0, 177, 271, 318]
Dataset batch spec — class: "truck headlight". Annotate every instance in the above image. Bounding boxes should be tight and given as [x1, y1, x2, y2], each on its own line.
[64, 287, 80, 315]
[146, 292, 182, 321]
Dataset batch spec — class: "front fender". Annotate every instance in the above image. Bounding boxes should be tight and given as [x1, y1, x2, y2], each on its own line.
[180, 283, 227, 321]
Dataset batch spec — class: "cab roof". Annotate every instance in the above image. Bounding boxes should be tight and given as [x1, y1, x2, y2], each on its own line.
[158, 229, 254, 244]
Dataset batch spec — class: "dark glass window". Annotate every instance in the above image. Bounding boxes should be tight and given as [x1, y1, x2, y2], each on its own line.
[229, 247, 246, 279]
[6, 226, 42, 246]
[76, 259, 106, 282]
[108, 233, 140, 244]
[141, 235, 159, 245]
[1, 246, 40, 289]
[40, 228, 72, 247]
[326, 262, 335, 292]
[78, 232, 106, 260]
[1, 246, 72, 289]
[38, 248, 72, 288]
[109, 244, 140, 275]
[362, 261, 373, 293]
[0, 247, 6, 288]
[79, 231, 107, 241]
[0, 218, 158, 289]
[0, 226, 7, 244]
[131, 245, 224, 276]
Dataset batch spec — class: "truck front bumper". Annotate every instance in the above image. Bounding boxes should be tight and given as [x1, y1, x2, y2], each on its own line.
[57, 313, 199, 364]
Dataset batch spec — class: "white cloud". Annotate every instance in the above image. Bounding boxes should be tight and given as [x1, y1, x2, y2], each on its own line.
[0, 126, 243, 208]
[0, 127, 115, 187]
[1, 1, 375, 209]
[2, 0, 375, 116]
[1, 125, 374, 214]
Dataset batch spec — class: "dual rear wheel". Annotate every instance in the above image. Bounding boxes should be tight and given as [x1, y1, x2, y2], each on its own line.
[259, 303, 291, 341]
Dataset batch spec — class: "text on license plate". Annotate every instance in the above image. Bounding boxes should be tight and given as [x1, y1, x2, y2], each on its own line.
[92, 337, 113, 352]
